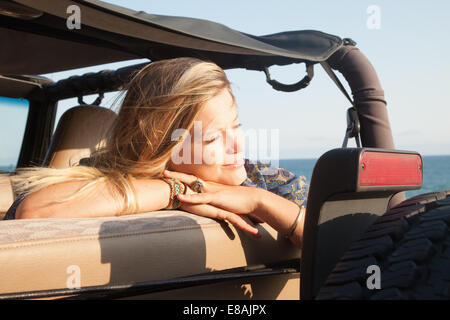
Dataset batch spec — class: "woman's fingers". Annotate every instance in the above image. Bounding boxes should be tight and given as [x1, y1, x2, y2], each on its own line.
[177, 189, 255, 215]
[181, 202, 260, 238]
[177, 192, 213, 204]
[163, 170, 197, 185]
[239, 215, 259, 230]
[228, 214, 261, 238]
[247, 213, 265, 224]
[164, 170, 233, 194]
[164, 170, 212, 193]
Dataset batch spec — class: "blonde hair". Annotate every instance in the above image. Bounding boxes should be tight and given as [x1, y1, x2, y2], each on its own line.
[11, 57, 233, 215]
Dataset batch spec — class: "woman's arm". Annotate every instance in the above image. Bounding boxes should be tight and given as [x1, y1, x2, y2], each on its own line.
[162, 169, 306, 248]
[16, 178, 171, 219]
[254, 188, 305, 248]
[175, 186, 305, 248]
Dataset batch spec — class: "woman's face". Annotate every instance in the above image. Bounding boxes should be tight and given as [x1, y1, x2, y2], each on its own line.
[168, 88, 247, 185]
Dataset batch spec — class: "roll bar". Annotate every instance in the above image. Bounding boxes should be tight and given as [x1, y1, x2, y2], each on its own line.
[325, 44, 395, 150]
[323, 44, 405, 207]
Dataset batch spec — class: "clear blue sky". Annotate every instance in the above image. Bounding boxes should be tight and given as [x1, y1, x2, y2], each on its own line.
[1, 0, 449, 166]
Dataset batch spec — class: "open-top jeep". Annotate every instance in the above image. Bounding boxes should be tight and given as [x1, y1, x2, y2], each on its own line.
[1, 0, 449, 300]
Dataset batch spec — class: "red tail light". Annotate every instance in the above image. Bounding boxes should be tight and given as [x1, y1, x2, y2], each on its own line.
[358, 151, 422, 188]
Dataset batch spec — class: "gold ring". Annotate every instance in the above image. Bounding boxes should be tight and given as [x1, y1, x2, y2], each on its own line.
[191, 178, 205, 193]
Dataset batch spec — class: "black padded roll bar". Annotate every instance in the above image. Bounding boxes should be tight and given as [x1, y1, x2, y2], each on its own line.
[323, 44, 405, 207]
[325, 45, 395, 150]
[27, 63, 149, 103]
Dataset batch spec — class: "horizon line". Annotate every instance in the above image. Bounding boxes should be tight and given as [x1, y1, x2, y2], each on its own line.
[1, 153, 449, 168]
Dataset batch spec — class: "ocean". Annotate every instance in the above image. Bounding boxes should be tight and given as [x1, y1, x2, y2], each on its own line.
[1, 155, 449, 199]
[279, 155, 450, 199]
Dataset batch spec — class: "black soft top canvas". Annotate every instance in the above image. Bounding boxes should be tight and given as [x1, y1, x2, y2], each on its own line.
[1, 0, 343, 75]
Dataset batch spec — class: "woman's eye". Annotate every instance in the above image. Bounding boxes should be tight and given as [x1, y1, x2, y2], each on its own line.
[231, 123, 242, 130]
[204, 135, 221, 143]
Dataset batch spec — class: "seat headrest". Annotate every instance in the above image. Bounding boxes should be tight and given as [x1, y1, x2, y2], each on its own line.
[43, 105, 117, 169]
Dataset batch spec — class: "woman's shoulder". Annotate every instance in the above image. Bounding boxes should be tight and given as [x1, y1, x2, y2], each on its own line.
[242, 158, 308, 189]
[2, 193, 27, 220]
[241, 158, 309, 207]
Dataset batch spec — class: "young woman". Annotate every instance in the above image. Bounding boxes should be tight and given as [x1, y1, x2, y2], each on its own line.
[5, 57, 308, 249]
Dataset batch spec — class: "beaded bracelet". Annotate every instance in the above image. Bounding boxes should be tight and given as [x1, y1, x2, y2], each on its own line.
[160, 177, 186, 210]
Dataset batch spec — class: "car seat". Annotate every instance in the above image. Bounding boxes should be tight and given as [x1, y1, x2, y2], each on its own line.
[42, 104, 117, 169]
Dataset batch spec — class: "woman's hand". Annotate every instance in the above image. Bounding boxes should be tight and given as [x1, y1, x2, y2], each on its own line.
[163, 169, 263, 237]
[163, 169, 306, 249]
[163, 170, 233, 193]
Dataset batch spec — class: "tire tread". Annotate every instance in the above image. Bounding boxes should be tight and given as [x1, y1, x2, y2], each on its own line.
[316, 191, 450, 300]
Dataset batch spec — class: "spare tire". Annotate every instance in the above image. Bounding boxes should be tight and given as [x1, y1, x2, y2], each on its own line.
[316, 190, 450, 300]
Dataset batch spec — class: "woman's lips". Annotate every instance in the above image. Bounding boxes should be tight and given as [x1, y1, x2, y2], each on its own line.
[221, 160, 245, 168]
